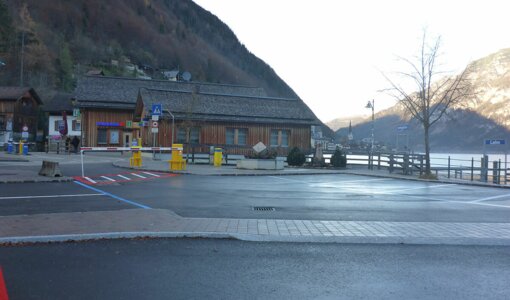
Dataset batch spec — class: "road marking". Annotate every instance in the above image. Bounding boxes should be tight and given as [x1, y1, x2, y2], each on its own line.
[0, 194, 103, 200]
[84, 177, 97, 184]
[470, 193, 510, 203]
[131, 173, 146, 179]
[74, 181, 151, 209]
[0, 266, 8, 300]
[142, 172, 160, 177]
[100, 176, 116, 182]
[117, 174, 131, 180]
[377, 184, 455, 194]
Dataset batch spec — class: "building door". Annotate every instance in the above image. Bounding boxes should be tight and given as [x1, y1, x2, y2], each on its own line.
[123, 132, 132, 147]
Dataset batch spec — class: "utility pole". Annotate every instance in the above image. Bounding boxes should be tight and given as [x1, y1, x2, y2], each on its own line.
[20, 30, 24, 86]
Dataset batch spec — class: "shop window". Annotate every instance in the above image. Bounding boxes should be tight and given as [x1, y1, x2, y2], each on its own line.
[97, 128, 107, 144]
[177, 127, 200, 143]
[110, 130, 120, 144]
[0, 115, 5, 130]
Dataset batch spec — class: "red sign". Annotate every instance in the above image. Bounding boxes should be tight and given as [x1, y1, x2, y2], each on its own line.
[152, 121, 158, 128]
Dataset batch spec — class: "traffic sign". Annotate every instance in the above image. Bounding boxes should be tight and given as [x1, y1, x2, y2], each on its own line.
[397, 124, 409, 131]
[22, 125, 28, 132]
[22, 131, 29, 138]
[152, 115, 159, 121]
[484, 139, 506, 145]
[151, 128, 159, 133]
[152, 121, 158, 128]
[152, 104, 162, 116]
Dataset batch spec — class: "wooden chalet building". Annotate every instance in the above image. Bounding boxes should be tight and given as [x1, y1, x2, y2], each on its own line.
[74, 76, 319, 154]
[0, 87, 43, 145]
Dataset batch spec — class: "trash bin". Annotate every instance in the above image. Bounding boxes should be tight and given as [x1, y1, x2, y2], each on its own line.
[7, 140, 13, 154]
[23, 143, 29, 155]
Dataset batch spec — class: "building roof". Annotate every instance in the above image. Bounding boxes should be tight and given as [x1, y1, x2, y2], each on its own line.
[41, 92, 74, 113]
[141, 89, 320, 125]
[74, 75, 267, 110]
[74, 76, 320, 125]
[0, 86, 43, 104]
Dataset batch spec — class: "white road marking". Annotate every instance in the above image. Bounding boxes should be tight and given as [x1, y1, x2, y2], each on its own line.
[100, 176, 116, 182]
[0, 194, 103, 200]
[470, 193, 510, 203]
[84, 177, 97, 184]
[378, 184, 456, 194]
[142, 172, 160, 177]
[131, 173, 146, 179]
[117, 174, 131, 180]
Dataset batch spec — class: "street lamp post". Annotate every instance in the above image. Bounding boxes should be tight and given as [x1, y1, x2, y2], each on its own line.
[365, 99, 375, 169]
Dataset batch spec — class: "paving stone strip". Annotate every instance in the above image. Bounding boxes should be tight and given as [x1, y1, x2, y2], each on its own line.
[0, 209, 509, 245]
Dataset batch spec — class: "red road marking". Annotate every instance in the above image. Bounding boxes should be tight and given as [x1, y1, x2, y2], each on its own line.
[0, 266, 9, 300]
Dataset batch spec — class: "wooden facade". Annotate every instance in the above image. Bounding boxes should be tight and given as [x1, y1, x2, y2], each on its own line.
[143, 120, 312, 155]
[0, 87, 42, 143]
[81, 109, 141, 147]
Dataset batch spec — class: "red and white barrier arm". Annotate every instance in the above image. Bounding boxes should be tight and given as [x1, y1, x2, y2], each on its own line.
[80, 147, 182, 152]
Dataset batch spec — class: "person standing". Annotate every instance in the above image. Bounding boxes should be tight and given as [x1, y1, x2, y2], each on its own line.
[71, 136, 80, 154]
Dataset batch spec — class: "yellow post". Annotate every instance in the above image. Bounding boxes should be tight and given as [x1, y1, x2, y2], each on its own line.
[214, 147, 222, 167]
[130, 146, 142, 167]
[169, 143, 186, 171]
[18, 141, 23, 155]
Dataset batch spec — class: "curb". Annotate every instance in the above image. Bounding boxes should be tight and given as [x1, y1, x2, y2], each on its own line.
[1, 231, 509, 246]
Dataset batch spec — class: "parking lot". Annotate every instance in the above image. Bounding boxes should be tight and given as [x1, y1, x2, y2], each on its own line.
[1, 172, 509, 223]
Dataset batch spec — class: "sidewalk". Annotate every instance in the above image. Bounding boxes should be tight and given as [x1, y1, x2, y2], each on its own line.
[1, 208, 509, 246]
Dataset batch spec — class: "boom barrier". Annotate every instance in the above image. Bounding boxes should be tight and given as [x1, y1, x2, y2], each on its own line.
[79, 146, 182, 177]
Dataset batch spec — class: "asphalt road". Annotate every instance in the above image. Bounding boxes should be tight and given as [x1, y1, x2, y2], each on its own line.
[1, 238, 509, 300]
[2, 161, 510, 222]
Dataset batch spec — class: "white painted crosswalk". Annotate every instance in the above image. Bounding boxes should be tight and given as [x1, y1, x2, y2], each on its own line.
[74, 171, 177, 185]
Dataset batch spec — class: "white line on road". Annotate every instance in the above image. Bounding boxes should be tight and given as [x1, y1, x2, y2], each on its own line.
[142, 172, 160, 177]
[117, 174, 131, 180]
[378, 184, 456, 194]
[131, 173, 146, 179]
[0, 194, 104, 200]
[84, 177, 97, 184]
[470, 193, 510, 203]
[100, 176, 116, 182]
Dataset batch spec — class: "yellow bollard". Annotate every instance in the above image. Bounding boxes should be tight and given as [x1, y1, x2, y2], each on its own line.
[18, 141, 23, 155]
[130, 146, 142, 167]
[213, 147, 222, 167]
[169, 143, 186, 171]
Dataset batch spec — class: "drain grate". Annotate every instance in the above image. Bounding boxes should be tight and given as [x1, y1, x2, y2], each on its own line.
[253, 206, 275, 212]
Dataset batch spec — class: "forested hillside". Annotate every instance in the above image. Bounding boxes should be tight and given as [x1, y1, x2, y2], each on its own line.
[0, 0, 297, 99]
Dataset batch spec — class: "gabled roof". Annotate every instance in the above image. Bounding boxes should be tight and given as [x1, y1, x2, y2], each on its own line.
[0, 86, 43, 104]
[42, 92, 74, 113]
[74, 75, 267, 110]
[141, 89, 320, 125]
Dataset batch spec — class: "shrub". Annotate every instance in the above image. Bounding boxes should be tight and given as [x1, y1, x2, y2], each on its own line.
[330, 149, 347, 168]
[287, 147, 306, 166]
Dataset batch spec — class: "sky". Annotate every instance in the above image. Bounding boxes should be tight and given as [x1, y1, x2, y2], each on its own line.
[193, 0, 510, 124]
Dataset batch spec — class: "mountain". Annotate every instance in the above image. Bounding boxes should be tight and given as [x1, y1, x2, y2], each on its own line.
[326, 116, 366, 132]
[336, 48, 510, 152]
[0, 0, 296, 99]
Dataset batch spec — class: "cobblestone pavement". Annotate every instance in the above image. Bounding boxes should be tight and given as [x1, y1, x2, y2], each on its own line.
[1, 209, 509, 245]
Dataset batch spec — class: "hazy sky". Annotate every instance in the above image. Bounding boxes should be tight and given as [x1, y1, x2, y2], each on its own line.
[193, 0, 510, 124]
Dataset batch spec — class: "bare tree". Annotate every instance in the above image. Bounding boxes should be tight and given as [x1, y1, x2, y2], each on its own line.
[383, 31, 473, 176]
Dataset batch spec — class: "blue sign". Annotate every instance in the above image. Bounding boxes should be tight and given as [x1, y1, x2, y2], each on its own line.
[397, 124, 409, 131]
[96, 122, 121, 127]
[484, 139, 506, 145]
[152, 104, 162, 116]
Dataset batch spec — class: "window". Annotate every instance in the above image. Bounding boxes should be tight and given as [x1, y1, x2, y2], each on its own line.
[54, 120, 60, 131]
[177, 127, 200, 143]
[270, 130, 279, 146]
[72, 120, 81, 131]
[270, 129, 290, 147]
[226, 128, 235, 145]
[97, 129, 107, 144]
[226, 128, 248, 145]
[110, 130, 120, 144]
[0, 115, 5, 130]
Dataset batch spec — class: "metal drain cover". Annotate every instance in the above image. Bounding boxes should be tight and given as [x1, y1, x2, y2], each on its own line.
[253, 207, 275, 211]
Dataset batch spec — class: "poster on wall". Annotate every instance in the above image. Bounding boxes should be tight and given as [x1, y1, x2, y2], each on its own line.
[110, 130, 119, 144]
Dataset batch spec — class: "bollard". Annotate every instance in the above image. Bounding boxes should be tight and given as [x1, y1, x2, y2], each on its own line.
[7, 141, 13, 154]
[214, 147, 222, 167]
[169, 143, 186, 171]
[129, 146, 142, 167]
[23, 143, 29, 155]
[18, 141, 24, 155]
